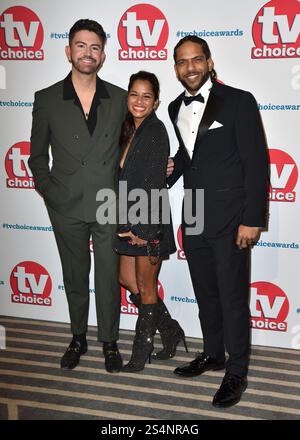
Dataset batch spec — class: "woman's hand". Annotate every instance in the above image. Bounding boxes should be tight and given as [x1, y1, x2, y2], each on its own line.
[118, 231, 147, 246]
[167, 157, 174, 177]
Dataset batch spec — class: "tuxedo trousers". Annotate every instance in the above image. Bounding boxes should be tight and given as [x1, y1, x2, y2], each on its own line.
[47, 205, 120, 342]
[184, 229, 250, 377]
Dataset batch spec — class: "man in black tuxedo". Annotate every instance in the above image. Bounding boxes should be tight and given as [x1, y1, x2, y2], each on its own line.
[167, 36, 268, 407]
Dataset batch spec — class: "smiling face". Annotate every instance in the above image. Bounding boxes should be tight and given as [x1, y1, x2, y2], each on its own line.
[174, 41, 213, 95]
[65, 30, 105, 75]
[127, 79, 158, 127]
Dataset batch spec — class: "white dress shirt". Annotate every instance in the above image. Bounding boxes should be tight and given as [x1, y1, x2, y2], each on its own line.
[177, 78, 212, 158]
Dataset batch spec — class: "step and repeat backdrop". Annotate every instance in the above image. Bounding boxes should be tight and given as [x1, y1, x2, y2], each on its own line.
[0, 0, 299, 349]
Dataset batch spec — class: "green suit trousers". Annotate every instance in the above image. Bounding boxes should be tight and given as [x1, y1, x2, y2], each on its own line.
[47, 205, 120, 342]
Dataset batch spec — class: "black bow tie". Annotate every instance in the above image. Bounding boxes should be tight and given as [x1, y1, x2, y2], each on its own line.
[183, 93, 204, 106]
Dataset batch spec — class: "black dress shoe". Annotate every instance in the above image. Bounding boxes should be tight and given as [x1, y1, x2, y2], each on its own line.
[103, 341, 123, 373]
[212, 372, 247, 408]
[174, 352, 225, 377]
[60, 337, 88, 370]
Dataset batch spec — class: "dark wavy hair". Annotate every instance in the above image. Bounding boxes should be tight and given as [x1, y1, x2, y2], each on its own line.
[69, 19, 107, 46]
[173, 35, 217, 80]
[120, 71, 160, 146]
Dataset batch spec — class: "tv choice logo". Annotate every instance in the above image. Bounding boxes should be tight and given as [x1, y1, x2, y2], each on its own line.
[121, 281, 165, 315]
[252, 0, 300, 59]
[118, 3, 169, 61]
[269, 149, 298, 202]
[177, 225, 186, 260]
[0, 6, 44, 60]
[250, 281, 289, 332]
[10, 261, 52, 306]
[5, 141, 34, 189]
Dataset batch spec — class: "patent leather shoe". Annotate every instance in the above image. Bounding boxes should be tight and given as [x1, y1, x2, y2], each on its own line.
[60, 337, 87, 370]
[213, 372, 247, 408]
[103, 341, 122, 373]
[174, 352, 225, 377]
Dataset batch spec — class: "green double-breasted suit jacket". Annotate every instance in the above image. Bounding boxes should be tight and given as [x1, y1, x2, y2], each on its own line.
[29, 74, 127, 222]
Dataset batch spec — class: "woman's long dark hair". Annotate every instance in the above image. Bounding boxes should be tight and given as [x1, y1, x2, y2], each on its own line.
[119, 71, 160, 146]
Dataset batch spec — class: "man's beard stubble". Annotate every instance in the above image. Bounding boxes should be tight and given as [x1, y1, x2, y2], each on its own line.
[71, 56, 100, 75]
[179, 71, 210, 94]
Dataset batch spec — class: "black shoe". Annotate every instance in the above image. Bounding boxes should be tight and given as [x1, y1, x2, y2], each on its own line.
[123, 303, 159, 373]
[212, 372, 248, 408]
[174, 352, 225, 377]
[60, 336, 87, 370]
[103, 341, 122, 373]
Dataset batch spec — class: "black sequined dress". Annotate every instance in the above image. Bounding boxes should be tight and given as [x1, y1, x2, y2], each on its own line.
[114, 112, 176, 257]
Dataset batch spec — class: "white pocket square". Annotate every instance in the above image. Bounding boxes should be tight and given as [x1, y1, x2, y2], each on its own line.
[209, 121, 223, 130]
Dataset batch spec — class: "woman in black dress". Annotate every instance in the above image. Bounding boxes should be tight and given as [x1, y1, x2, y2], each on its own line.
[114, 71, 187, 372]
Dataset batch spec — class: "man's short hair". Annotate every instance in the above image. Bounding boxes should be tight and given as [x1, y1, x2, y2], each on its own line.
[69, 19, 107, 46]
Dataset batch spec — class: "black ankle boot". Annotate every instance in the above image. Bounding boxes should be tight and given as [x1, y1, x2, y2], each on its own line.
[152, 298, 188, 360]
[129, 293, 188, 360]
[123, 303, 158, 372]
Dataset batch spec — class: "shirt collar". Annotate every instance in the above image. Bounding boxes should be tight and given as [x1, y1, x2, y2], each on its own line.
[63, 71, 109, 100]
[185, 77, 212, 99]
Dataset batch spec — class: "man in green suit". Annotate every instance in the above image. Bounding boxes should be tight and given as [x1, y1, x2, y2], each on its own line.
[29, 19, 127, 372]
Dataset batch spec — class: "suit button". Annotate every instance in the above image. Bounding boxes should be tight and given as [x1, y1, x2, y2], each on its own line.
[81, 161, 86, 166]
[74, 134, 79, 140]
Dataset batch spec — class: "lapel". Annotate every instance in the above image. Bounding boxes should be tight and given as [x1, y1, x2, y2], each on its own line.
[118, 131, 137, 181]
[169, 92, 191, 162]
[53, 97, 92, 160]
[119, 112, 156, 180]
[61, 72, 94, 158]
[82, 78, 112, 161]
[82, 95, 112, 161]
[62, 73, 113, 160]
[192, 81, 224, 161]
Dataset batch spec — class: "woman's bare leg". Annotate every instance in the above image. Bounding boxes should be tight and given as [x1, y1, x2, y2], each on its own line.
[119, 255, 139, 294]
[135, 256, 162, 304]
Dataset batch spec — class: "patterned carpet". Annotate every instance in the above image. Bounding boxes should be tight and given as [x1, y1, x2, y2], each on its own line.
[0, 315, 300, 420]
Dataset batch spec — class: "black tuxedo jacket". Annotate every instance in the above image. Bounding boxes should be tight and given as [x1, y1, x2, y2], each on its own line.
[167, 80, 269, 240]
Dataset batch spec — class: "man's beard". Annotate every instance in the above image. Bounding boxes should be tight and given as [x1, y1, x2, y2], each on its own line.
[71, 56, 100, 75]
[179, 71, 210, 94]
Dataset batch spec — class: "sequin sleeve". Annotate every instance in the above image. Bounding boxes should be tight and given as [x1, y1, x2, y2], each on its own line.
[129, 120, 170, 241]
